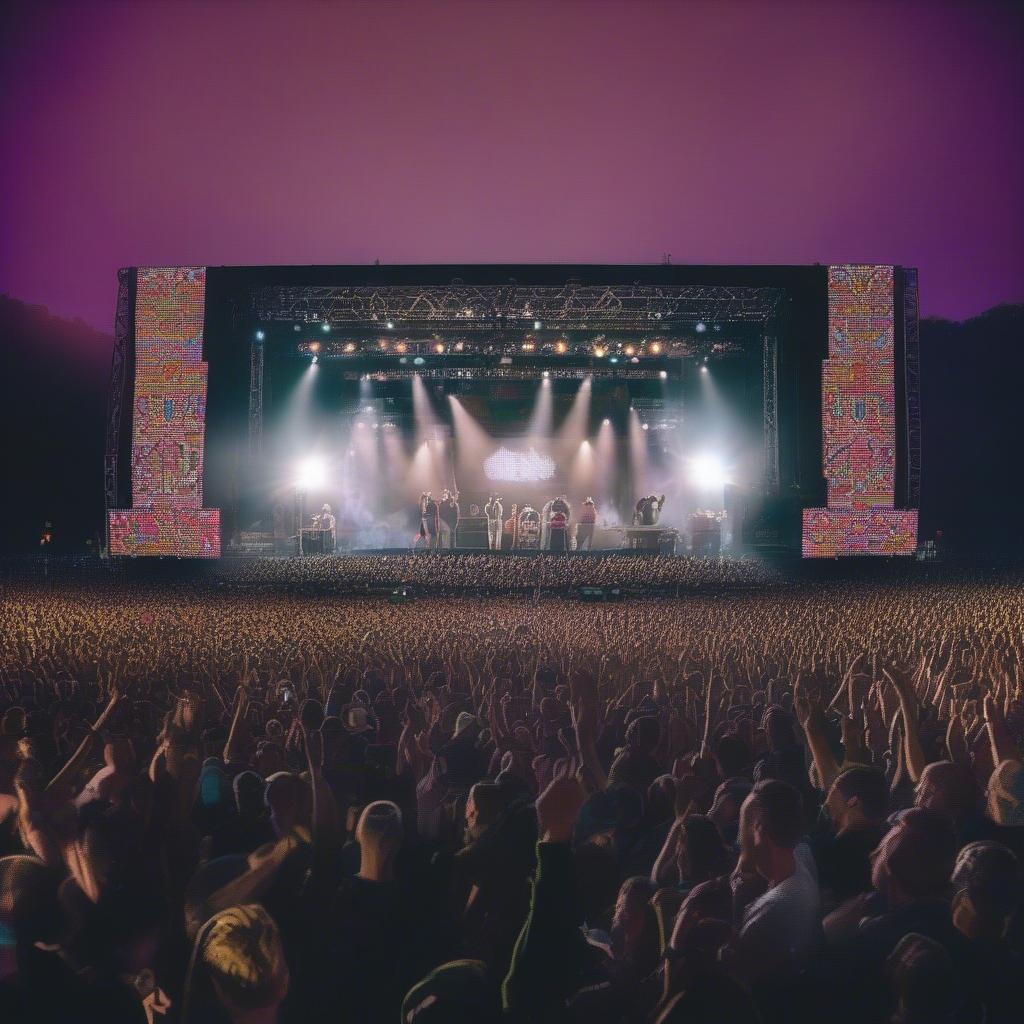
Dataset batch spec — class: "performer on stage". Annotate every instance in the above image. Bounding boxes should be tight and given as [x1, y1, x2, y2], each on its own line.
[634, 494, 666, 527]
[484, 494, 504, 550]
[548, 506, 569, 552]
[540, 498, 553, 550]
[313, 503, 337, 553]
[420, 492, 440, 550]
[439, 489, 460, 549]
[575, 497, 597, 551]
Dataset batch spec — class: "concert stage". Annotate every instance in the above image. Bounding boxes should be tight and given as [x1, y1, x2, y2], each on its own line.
[105, 264, 920, 561]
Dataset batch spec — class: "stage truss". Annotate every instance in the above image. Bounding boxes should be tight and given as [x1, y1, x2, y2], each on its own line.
[251, 283, 785, 329]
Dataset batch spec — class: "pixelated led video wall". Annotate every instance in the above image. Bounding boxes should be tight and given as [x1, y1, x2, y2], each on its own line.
[108, 267, 220, 556]
[802, 266, 917, 556]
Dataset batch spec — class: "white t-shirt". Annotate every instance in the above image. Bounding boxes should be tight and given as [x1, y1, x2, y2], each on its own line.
[736, 843, 821, 982]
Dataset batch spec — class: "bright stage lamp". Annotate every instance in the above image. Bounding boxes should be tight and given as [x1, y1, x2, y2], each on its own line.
[255, 330, 265, 341]
[321, 323, 331, 333]
[659, 370, 668, 379]
[295, 456, 326, 491]
[690, 454, 726, 490]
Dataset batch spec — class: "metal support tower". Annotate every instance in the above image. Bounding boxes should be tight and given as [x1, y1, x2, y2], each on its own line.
[248, 336, 264, 457]
[762, 333, 780, 496]
[903, 269, 922, 508]
[104, 269, 135, 552]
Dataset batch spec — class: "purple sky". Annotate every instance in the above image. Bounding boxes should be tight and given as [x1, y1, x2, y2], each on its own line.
[2, 0, 1021, 338]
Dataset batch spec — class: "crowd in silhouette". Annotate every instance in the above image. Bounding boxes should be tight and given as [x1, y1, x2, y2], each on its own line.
[0, 574, 1022, 1022]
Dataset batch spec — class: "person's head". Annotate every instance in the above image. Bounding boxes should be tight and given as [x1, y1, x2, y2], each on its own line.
[401, 959, 501, 1024]
[739, 780, 803, 881]
[826, 766, 889, 832]
[870, 807, 957, 905]
[914, 761, 978, 825]
[0, 855, 64, 962]
[464, 782, 506, 844]
[610, 876, 659, 970]
[763, 707, 797, 751]
[263, 772, 310, 838]
[713, 735, 751, 780]
[885, 933, 962, 1024]
[951, 840, 1020, 941]
[254, 741, 283, 778]
[355, 800, 403, 880]
[190, 904, 289, 1023]
[985, 758, 1024, 827]
[233, 771, 265, 820]
[626, 716, 660, 755]
[708, 779, 751, 838]
[677, 815, 732, 884]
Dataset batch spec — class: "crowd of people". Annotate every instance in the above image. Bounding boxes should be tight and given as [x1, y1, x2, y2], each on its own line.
[188, 552, 782, 595]
[0, 571, 1022, 1022]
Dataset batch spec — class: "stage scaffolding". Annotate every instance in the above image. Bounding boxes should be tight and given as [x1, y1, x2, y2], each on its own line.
[251, 283, 785, 329]
[103, 268, 135, 551]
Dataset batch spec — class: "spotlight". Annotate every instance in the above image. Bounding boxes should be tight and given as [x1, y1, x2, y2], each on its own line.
[309, 341, 321, 353]
[522, 342, 535, 352]
[321, 323, 331, 333]
[454, 341, 464, 352]
[295, 455, 326, 490]
[659, 370, 668, 380]
[594, 346, 606, 358]
[690, 454, 726, 489]
[602, 418, 610, 425]
[344, 342, 356, 353]
[695, 322, 707, 333]
[395, 342, 407, 353]
[700, 365, 709, 374]
[649, 342, 662, 355]
[609, 356, 619, 364]
[434, 343, 445, 354]
[293, 324, 301, 332]
[414, 356, 425, 365]
[555, 340, 567, 354]
[623, 345, 636, 357]
[642, 423, 649, 430]
[386, 321, 395, 330]
[255, 330, 265, 341]
[542, 370, 550, 379]
[534, 320, 542, 331]
[311, 355, 318, 365]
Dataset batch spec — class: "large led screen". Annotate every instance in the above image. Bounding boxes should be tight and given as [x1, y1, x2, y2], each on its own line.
[108, 267, 220, 556]
[802, 265, 917, 556]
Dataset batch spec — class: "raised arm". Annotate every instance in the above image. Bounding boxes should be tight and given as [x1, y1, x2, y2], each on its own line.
[794, 675, 841, 791]
[46, 688, 120, 794]
[885, 665, 928, 783]
[502, 772, 587, 1018]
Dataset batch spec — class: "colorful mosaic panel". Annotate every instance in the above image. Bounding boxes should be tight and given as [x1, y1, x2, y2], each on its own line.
[802, 265, 917, 557]
[109, 267, 220, 556]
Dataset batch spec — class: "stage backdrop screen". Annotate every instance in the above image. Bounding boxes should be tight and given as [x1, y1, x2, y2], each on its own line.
[802, 265, 917, 557]
[108, 267, 220, 556]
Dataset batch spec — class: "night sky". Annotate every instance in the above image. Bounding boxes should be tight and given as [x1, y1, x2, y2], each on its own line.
[1, 0, 1021, 342]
